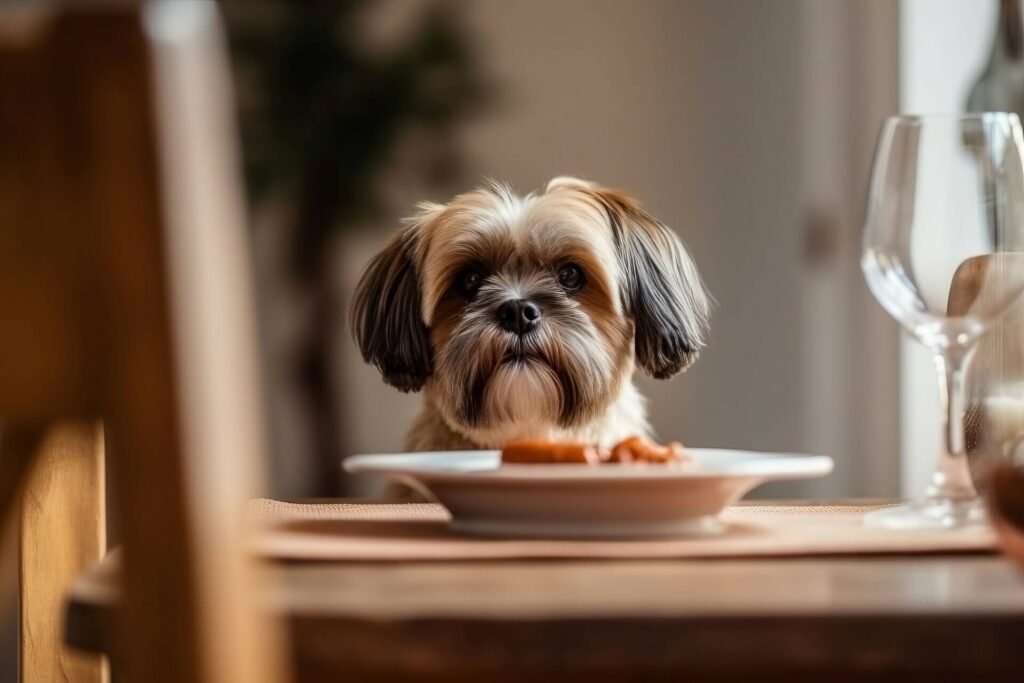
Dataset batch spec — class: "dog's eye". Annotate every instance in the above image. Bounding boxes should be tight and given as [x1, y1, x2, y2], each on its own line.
[456, 268, 484, 296]
[557, 263, 585, 292]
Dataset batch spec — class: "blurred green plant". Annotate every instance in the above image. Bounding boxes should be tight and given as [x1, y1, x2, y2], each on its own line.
[222, 0, 489, 493]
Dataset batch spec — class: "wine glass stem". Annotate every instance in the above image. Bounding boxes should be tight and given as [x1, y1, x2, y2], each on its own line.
[929, 345, 978, 500]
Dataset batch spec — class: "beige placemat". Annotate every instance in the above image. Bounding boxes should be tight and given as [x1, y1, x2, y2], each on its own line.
[250, 499, 997, 561]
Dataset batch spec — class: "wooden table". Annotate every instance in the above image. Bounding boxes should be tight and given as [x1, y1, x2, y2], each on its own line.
[65, 541, 1024, 681]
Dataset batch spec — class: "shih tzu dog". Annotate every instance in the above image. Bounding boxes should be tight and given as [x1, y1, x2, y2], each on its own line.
[352, 176, 710, 451]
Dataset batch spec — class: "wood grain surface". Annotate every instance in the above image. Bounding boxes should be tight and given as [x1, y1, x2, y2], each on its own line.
[65, 547, 1024, 681]
[19, 423, 106, 683]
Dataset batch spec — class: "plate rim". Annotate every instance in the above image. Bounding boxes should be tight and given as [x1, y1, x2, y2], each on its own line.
[344, 448, 834, 483]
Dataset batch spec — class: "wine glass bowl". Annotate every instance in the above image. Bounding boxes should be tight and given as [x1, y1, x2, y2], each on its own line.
[862, 113, 1024, 530]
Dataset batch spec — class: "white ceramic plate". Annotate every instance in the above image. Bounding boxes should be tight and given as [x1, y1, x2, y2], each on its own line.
[345, 449, 834, 539]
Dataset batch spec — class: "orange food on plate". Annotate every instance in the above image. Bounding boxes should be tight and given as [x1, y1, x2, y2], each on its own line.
[608, 436, 689, 464]
[501, 440, 602, 464]
[501, 436, 691, 465]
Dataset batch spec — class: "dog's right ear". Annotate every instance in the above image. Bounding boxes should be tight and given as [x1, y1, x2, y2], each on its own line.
[351, 218, 434, 393]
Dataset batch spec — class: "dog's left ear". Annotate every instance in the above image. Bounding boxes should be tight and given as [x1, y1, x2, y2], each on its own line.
[587, 186, 710, 379]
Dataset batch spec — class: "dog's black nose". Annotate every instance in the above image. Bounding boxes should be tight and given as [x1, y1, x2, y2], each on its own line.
[497, 299, 541, 334]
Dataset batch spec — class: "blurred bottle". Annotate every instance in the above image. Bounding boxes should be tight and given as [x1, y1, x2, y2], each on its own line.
[967, 0, 1024, 114]
[964, 2, 1024, 491]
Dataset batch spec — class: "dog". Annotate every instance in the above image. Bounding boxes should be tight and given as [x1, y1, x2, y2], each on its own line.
[352, 176, 710, 451]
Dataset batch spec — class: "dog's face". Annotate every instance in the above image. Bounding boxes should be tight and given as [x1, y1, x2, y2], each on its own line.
[352, 177, 709, 441]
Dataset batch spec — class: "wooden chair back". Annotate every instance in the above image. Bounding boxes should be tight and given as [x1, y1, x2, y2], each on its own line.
[0, 3, 287, 681]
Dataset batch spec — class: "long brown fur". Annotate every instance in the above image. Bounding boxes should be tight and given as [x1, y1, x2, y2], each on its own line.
[353, 176, 710, 450]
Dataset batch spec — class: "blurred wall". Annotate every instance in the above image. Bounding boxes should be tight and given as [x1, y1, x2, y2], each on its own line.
[339, 0, 900, 496]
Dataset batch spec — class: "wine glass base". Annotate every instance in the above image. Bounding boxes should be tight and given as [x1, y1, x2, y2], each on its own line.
[863, 497, 986, 531]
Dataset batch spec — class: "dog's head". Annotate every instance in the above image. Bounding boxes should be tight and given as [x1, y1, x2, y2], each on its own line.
[352, 176, 709, 441]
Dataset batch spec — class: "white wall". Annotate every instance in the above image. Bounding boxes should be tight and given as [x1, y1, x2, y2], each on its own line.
[899, 0, 996, 496]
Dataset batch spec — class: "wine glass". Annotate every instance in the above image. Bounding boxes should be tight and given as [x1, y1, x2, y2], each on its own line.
[862, 113, 1024, 530]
